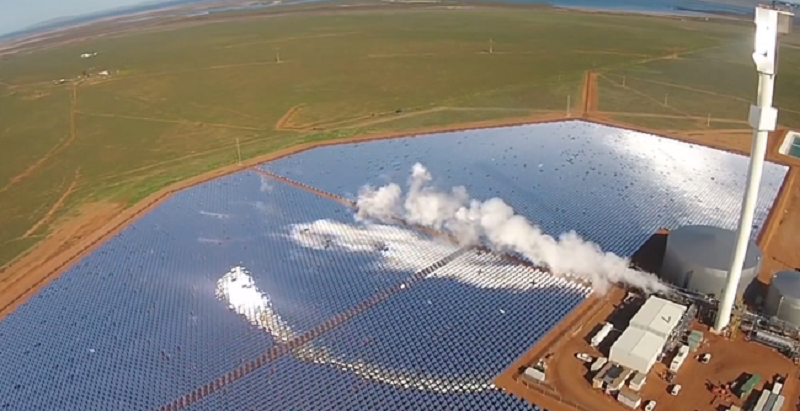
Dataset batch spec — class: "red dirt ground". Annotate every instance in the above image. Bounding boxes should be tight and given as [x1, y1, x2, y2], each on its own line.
[496, 274, 800, 411]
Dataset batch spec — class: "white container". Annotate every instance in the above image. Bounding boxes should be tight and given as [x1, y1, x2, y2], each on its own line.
[591, 323, 614, 347]
[591, 357, 608, 372]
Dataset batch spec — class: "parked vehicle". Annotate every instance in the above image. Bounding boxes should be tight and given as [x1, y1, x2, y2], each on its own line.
[576, 352, 592, 363]
[670, 384, 682, 396]
[644, 400, 657, 411]
[700, 353, 711, 363]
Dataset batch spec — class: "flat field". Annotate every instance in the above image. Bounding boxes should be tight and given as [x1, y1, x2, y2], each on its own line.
[4, 1, 800, 306]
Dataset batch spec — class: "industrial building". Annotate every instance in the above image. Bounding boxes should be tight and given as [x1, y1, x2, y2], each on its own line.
[660, 225, 762, 298]
[609, 296, 687, 374]
[765, 270, 800, 327]
[609, 327, 667, 374]
[628, 296, 687, 338]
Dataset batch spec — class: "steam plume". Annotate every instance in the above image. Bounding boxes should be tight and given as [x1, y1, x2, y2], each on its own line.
[354, 163, 666, 295]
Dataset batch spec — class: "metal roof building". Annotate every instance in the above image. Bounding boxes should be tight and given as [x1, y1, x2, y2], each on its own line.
[628, 296, 687, 338]
[609, 327, 667, 374]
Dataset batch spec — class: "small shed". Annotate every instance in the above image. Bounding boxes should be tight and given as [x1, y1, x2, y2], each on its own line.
[591, 357, 608, 373]
[617, 387, 642, 409]
[629, 371, 646, 391]
[521, 367, 545, 385]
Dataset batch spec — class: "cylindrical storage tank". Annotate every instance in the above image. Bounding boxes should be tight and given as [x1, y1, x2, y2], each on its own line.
[765, 270, 800, 326]
[660, 225, 761, 298]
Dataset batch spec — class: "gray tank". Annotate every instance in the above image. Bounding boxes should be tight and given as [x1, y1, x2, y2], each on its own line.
[660, 225, 761, 298]
[765, 270, 800, 327]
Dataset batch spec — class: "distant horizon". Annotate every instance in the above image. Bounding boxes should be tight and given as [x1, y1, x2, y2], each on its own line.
[0, 0, 205, 37]
[0, 0, 773, 38]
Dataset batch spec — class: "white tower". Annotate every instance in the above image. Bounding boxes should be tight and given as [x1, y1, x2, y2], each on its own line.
[714, 4, 793, 333]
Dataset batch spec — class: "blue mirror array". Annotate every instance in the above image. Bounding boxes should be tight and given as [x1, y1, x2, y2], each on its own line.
[0, 173, 460, 410]
[262, 121, 787, 254]
[0, 121, 787, 410]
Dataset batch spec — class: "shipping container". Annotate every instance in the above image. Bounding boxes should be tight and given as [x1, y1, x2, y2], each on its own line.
[591, 357, 608, 372]
[629, 371, 646, 391]
[592, 323, 614, 347]
[688, 331, 703, 342]
[522, 367, 545, 384]
[739, 374, 762, 398]
[753, 389, 771, 411]
[617, 387, 641, 409]
[771, 394, 785, 411]
[764, 392, 778, 411]
[592, 378, 604, 390]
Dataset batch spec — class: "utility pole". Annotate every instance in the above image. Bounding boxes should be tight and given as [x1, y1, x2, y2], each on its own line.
[489, 38, 494, 54]
[664, 94, 669, 106]
[622, 76, 626, 87]
[707, 113, 711, 127]
[236, 138, 242, 165]
[275, 48, 282, 64]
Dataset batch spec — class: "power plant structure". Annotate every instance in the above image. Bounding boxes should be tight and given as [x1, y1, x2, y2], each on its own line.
[765, 270, 800, 327]
[608, 296, 688, 374]
[660, 225, 762, 299]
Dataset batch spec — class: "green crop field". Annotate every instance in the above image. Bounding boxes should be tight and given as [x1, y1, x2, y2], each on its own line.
[2, 2, 800, 270]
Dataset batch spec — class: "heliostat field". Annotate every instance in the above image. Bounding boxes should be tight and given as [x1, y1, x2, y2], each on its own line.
[263, 121, 787, 256]
[0, 121, 788, 411]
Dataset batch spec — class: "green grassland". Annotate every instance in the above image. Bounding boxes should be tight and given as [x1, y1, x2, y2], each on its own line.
[2, 2, 800, 269]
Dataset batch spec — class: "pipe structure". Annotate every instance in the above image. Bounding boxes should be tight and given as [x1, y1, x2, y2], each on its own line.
[715, 6, 783, 333]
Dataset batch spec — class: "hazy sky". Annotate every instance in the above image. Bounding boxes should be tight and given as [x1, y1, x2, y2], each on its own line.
[1, 0, 155, 35]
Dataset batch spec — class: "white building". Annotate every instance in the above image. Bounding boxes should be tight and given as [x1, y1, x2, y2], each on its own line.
[628, 296, 687, 338]
[609, 327, 666, 374]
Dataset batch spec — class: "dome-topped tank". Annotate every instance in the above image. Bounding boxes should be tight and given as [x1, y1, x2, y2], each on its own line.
[765, 270, 800, 326]
[659, 225, 761, 298]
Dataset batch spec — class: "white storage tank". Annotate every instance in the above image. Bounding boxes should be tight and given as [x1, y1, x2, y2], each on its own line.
[660, 225, 761, 298]
[765, 270, 800, 327]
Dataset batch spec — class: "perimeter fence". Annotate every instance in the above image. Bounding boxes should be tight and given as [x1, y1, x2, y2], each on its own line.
[519, 378, 594, 411]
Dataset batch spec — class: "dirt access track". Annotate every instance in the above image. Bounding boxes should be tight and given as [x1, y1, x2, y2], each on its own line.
[4, 69, 800, 325]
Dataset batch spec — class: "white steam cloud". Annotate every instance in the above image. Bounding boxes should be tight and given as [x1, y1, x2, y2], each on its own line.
[354, 163, 666, 295]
